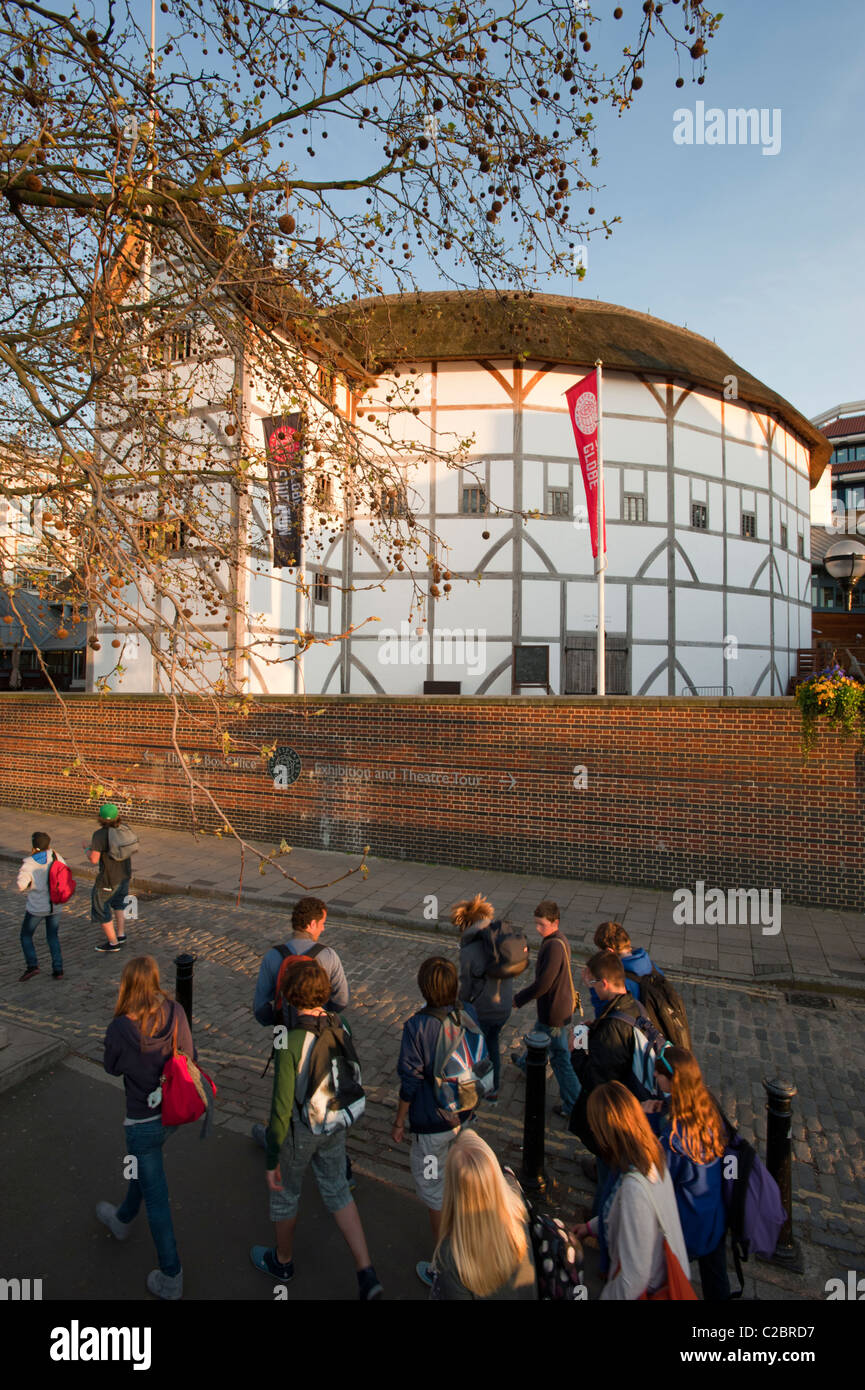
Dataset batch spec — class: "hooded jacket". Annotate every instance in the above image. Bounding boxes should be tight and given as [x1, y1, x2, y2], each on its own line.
[458, 922, 514, 1025]
[589, 947, 663, 1018]
[104, 999, 195, 1120]
[18, 849, 67, 916]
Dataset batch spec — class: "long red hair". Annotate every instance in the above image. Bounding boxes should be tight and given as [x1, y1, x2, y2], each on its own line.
[113, 955, 171, 1041]
[667, 1048, 726, 1163]
[587, 1081, 666, 1177]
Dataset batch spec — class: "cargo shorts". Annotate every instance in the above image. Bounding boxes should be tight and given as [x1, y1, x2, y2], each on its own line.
[410, 1122, 471, 1211]
[268, 1123, 352, 1222]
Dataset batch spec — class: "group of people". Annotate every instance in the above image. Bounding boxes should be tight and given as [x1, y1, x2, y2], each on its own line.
[89, 887, 738, 1302]
[16, 802, 137, 981]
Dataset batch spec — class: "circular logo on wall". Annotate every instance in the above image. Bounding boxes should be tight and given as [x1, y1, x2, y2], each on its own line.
[268, 746, 302, 785]
[573, 391, 598, 435]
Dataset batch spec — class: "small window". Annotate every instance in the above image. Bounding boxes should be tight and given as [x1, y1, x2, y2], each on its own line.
[149, 324, 196, 366]
[691, 502, 708, 530]
[623, 494, 645, 522]
[461, 485, 487, 515]
[546, 488, 571, 517]
[780, 523, 788, 549]
[379, 487, 407, 519]
[313, 476, 334, 514]
[313, 573, 330, 605]
[136, 519, 186, 554]
[798, 533, 805, 558]
[857, 445, 865, 461]
[741, 512, 756, 539]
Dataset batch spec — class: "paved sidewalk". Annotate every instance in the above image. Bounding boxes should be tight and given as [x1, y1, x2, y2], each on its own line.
[0, 805, 862, 987]
[2, 866, 864, 1300]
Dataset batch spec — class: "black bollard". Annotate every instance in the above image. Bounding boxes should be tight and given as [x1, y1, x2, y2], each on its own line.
[520, 1030, 551, 1196]
[174, 953, 196, 1030]
[761, 1077, 802, 1269]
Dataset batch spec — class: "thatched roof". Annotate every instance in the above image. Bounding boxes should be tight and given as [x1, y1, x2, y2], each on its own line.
[331, 290, 831, 486]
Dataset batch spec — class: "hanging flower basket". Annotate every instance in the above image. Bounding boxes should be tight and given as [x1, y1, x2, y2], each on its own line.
[794, 662, 865, 756]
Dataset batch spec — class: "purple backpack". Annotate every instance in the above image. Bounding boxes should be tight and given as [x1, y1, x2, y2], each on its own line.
[721, 1126, 787, 1296]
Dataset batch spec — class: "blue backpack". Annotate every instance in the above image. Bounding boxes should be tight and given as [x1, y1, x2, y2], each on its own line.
[721, 1122, 787, 1297]
[610, 1010, 669, 1102]
[425, 1006, 494, 1121]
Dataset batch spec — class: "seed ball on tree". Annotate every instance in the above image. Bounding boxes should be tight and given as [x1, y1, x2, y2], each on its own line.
[278, 213, 296, 234]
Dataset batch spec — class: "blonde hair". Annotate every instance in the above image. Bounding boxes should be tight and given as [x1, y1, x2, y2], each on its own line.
[435, 1131, 528, 1297]
[450, 894, 494, 933]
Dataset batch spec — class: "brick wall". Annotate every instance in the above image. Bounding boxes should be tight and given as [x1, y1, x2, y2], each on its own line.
[0, 694, 862, 909]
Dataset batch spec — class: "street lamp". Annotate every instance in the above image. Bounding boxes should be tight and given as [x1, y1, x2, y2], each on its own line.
[824, 539, 865, 611]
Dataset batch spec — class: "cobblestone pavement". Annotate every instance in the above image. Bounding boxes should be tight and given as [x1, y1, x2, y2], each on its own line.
[0, 807, 862, 987]
[2, 875, 863, 1301]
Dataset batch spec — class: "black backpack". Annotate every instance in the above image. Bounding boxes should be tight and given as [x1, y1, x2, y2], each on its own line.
[625, 969, 692, 1051]
[482, 921, 530, 979]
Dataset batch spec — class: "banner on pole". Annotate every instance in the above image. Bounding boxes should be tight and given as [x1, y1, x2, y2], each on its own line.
[565, 371, 606, 559]
[263, 413, 304, 569]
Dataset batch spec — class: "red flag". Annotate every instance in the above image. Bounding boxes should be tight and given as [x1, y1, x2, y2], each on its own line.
[566, 370, 606, 559]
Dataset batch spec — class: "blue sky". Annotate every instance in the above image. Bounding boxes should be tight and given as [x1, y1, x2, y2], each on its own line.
[145, 0, 864, 420]
[536, 0, 865, 419]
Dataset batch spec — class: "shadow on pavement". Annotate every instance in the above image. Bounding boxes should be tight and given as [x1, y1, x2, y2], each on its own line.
[0, 1062, 429, 1301]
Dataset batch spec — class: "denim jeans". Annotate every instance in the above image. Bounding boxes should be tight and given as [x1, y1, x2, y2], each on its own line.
[20, 912, 62, 972]
[516, 1022, 581, 1111]
[479, 1020, 503, 1092]
[115, 1118, 181, 1276]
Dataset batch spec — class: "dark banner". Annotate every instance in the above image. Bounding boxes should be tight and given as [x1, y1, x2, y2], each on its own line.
[263, 413, 304, 569]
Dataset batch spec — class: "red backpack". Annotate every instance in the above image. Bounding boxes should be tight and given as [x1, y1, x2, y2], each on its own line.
[272, 941, 325, 1024]
[160, 1012, 217, 1137]
[48, 853, 76, 906]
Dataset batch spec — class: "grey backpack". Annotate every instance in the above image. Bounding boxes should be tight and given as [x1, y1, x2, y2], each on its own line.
[107, 823, 139, 861]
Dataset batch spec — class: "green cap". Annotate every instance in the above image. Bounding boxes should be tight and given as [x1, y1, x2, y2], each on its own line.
[99, 802, 119, 822]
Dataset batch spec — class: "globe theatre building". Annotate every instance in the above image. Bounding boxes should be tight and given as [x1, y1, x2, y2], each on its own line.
[93, 290, 831, 698]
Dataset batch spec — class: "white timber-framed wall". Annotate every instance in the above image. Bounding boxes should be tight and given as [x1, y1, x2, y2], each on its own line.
[92, 295, 821, 698]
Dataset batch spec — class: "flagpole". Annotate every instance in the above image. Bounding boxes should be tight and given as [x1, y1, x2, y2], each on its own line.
[595, 358, 605, 696]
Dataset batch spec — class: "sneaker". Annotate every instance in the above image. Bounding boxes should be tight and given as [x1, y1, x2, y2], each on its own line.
[357, 1266, 383, 1300]
[415, 1261, 434, 1287]
[18, 967, 39, 982]
[146, 1267, 183, 1300]
[96, 1202, 131, 1241]
[510, 1051, 526, 1071]
[251, 1122, 267, 1150]
[95, 942, 121, 953]
[487, 1090, 499, 1104]
[250, 1246, 294, 1283]
[52, 970, 64, 980]
[116, 935, 127, 945]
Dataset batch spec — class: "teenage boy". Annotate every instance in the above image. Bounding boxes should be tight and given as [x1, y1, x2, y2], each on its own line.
[250, 960, 382, 1300]
[511, 901, 579, 1117]
[251, 897, 350, 1163]
[589, 921, 663, 1017]
[87, 803, 136, 953]
[392, 956, 479, 1287]
[17, 831, 66, 981]
[570, 950, 644, 1190]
